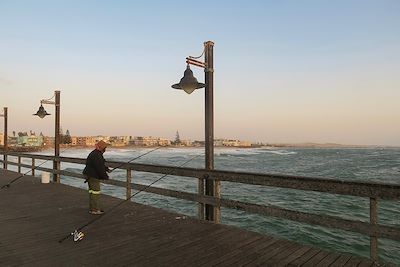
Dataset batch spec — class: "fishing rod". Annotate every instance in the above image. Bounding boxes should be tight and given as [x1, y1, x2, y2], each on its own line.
[108, 147, 161, 172]
[59, 153, 201, 243]
[84, 147, 161, 183]
[2, 146, 161, 189]
[1, 147, 73, 190]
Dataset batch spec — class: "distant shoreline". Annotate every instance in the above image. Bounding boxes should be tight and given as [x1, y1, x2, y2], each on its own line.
[265, 143, 400, 149]
[1, 143, 398, 153]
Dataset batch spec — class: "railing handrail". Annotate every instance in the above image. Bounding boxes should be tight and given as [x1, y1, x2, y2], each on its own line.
[1, 151, 399, 200]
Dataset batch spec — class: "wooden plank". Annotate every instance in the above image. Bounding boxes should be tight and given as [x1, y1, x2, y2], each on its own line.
[358, 260, 374, 267]
[216, 236, 279, 266]
[266, 242, 307, 265]
[133, 229, 232, 265]
[152, 228, 250, 266]
[302, 250, 331, 267]
[123, 227, 226, 265]
[329, 254, 353, 267]
[248, 239, 294, 265]
[275, 244, 313, 266]
[289, 247, 322, 266]
[317, 251, 342, 266]
[343, 256, 363, 267]
[199, 236, 265, 266]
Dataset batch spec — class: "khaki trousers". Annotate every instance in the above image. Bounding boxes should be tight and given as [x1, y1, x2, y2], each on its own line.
[87, 177, 101, 211]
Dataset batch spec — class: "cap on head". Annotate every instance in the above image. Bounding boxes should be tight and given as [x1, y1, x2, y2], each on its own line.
[96, 140, 109, 150]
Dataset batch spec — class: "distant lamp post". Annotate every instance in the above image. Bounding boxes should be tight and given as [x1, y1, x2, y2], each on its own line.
[33, 90, 61, 182]
[171, 41, 220, 222]
[0, 107, 8, 169]
[33, 104, 51, 118]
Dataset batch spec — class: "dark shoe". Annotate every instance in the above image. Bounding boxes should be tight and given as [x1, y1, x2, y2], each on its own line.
[89, 210, 104, 215]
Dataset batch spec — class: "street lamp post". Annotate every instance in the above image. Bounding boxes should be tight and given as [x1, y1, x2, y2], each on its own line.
[33, 90, 61, 182]
[0, 107, 8, 169]
[172, 41, 220, 222]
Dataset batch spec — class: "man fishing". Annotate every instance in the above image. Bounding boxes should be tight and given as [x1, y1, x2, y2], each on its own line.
[83, 140, 110, 215]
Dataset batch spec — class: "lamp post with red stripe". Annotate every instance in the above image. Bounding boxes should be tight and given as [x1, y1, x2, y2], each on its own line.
[171, 41, 220, 223]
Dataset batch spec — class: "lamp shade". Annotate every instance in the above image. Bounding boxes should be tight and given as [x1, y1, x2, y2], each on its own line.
[33, 104, 50, 118]
[172, 65, 205, 94]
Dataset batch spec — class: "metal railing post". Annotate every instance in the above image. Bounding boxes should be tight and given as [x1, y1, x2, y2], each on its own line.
[3, 154, 7, 170]
[18, 156, 21, 173]
[370, 197, 378, 262]
[214, 178, 221, 223]
[198, 176, 205, 220]
[55, 160, 60, 183]
[126, 168, 132, 200]
[31, 158, 35, 176]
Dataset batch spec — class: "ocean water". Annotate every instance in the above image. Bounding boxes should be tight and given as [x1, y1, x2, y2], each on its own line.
[12, 147, 400, 264]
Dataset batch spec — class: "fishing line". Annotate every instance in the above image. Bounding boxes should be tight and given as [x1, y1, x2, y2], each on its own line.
[1, 146, 73, 190]
[108, 147, 161, 172]
[58, 153, 201, 243]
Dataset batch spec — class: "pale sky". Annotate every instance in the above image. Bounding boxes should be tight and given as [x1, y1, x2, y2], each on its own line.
[1, 1, 399, 146]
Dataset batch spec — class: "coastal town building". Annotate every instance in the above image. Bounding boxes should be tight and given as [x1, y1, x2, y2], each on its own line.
[222, 139, 252, 147]
[85, 136, 97, 146]
[43, 136, 54, 147]
[132, 136, 171, 146]
[0, 133, 18, 147]
[94, 135, 110, 144]
[2, 131, 254, 149]
[179, 140, 193, 146]
[214, 139, 224, 147]
[71, 136, 78, 146]
[71, 136, 95, 147]
[16, 132, 44, 147]
[8, 136, 18, 146]
[214, 138, 252, 147]
[109, 136, 131, 146]
[192, 140, 204, 147]
[75, 137, 87, 146]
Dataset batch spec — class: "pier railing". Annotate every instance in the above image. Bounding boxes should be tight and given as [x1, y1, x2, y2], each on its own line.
[1, 151, 399, 263]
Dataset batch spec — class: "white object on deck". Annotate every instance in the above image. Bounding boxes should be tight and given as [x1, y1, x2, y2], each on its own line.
[41, 172, 51, 183]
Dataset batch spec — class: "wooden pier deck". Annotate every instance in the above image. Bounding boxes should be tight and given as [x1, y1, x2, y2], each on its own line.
[0, 169, 385, 266]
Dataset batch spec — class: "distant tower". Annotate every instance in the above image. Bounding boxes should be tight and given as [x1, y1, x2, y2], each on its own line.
[175, 130, 181, 144]
[64, 129, 72, 144]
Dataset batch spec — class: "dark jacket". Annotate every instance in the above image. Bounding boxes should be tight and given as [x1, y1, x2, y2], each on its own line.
[83, 149, 109, 180]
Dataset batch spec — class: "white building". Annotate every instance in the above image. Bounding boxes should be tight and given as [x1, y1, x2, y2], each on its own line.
[133, 136, 171, 146]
